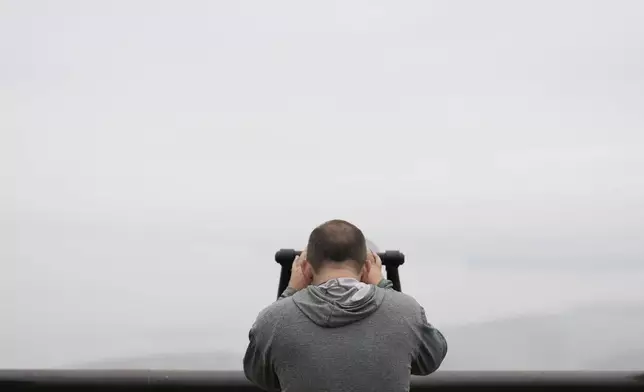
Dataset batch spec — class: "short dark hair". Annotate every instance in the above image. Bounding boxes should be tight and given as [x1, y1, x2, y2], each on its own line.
[306, 219, 367, 271]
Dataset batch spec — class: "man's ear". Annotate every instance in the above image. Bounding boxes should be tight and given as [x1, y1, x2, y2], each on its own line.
[302, 260, 314, 280]
[360, 260, 370, 281]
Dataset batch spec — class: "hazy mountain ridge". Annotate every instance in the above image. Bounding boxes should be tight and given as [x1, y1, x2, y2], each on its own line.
[73, 301, 644, 371]
[76, 351, 243, 371]
[440, 301, 644, 370]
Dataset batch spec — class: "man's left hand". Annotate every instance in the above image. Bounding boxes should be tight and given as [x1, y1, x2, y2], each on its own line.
[287, 247, 312, 291]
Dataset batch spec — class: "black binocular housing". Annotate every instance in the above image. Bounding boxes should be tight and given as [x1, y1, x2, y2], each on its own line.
[274, 248, 405, 298]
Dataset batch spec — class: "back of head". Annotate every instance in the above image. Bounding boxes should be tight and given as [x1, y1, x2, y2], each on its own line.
[306, 219, 367, 272]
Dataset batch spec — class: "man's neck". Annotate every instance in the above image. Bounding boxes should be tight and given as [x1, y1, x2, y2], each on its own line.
[312, 269, 361, 286]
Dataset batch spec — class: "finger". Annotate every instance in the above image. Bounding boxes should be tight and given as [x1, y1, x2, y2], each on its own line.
[373, 250, 382, 264]
[370, 249, 378, 265]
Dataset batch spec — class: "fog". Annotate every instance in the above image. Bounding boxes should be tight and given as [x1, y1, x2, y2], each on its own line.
[2, 0, 644, 370]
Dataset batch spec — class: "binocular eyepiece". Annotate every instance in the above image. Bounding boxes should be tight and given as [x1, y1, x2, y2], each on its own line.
[274, 248, 405, 298]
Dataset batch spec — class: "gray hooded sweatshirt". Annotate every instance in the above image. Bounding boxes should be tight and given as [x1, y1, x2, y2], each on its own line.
[243, 278, 448, 392]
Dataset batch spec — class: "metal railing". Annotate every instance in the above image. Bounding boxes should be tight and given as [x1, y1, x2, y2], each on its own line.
[1, 370, 643, 391]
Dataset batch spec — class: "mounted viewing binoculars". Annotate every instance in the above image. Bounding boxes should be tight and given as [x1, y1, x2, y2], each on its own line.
[274, 249, 405, 299]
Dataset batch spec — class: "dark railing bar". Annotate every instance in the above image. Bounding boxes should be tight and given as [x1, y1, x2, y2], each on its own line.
[0, 370, 642, 388]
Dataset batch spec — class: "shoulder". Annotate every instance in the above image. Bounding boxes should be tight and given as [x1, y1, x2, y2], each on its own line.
[382, 288, 421, 307]
[252, 297, 297, 330]
[380, 289, 425, 319]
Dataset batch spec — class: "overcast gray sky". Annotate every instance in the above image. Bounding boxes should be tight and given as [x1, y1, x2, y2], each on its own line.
[2, 0, 644, 369]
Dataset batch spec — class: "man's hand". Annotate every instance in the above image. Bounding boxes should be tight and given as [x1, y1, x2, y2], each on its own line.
[361, 249, 384, 285]
[287, 247, 312, 291]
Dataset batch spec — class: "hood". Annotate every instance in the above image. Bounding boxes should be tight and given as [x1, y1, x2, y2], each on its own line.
[292, 278, 386, 328]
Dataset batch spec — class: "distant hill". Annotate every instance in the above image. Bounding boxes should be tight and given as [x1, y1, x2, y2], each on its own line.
[584, 350, 644, 371]
[77, 351, 243, 371]
[439, 301, 644, 371]
[72, 301, 644, 371]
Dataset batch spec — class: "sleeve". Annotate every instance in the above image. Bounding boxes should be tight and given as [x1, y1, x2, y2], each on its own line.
[278, 287, 297, 300]
[410, 305, 448, 376]
[377, 278, 394, 290]
[243, 310, 281, 392]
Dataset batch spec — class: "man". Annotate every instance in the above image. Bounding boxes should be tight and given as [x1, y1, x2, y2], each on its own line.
[243, 219, 448, 392]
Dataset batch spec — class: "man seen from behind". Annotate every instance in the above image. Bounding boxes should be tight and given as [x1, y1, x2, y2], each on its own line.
[243, 219, 448, 392]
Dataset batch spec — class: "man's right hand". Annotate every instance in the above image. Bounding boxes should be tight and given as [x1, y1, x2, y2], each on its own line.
[362, 249, 384, 285]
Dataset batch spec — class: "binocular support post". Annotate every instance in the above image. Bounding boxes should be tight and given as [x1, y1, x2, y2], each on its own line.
[274, 249, 405, 299]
